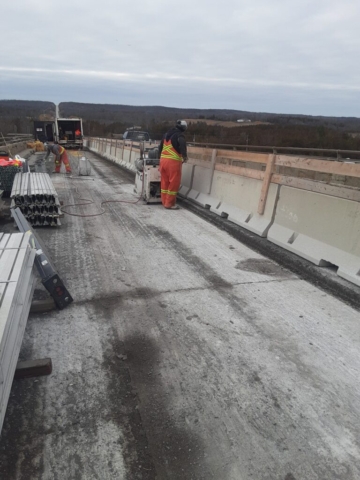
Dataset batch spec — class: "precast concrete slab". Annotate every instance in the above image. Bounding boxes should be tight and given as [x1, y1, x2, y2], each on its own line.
[0, 151, 359, 480]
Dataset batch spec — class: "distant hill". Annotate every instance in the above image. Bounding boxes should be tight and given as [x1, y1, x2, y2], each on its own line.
[1, 100, 360, 150]
[59, 101, 360, 131]
[0, 100, 55, 134]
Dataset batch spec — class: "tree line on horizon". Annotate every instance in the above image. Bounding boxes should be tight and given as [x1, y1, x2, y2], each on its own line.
[1, 99, 360, 151]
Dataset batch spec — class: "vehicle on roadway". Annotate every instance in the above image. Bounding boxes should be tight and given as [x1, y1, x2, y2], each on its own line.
[55, 117, 83, 149]
[123, 128, 151, 142]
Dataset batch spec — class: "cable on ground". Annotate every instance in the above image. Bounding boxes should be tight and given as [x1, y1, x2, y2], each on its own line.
[61, 171, 145, 217]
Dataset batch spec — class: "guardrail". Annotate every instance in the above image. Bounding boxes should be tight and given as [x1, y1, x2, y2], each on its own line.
[0, 134, 34, 148]
[187, 142, 360, 161]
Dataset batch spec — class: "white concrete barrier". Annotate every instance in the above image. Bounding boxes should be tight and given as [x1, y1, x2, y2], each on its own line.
[85, 138, 137, 173]
[186, 165, 219, 209]
[209, 171, 279, 237]
[179, 163, 194, 196]
[268, 186, 360, 286]
[86, 138, 360, 287]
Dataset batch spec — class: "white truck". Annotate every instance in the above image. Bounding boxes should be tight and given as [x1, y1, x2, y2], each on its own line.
[55, 118, 83, 149]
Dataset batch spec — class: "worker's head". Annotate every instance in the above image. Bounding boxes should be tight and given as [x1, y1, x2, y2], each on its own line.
[176, 120, 187, 132]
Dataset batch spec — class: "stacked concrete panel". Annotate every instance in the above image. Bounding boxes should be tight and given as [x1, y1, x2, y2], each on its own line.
[0, 232, 36, 433]
[11, 172, 61, 226]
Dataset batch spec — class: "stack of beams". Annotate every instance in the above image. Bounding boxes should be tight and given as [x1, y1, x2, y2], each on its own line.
[0, 232, 36, 433]
[11, 173, 61, 226]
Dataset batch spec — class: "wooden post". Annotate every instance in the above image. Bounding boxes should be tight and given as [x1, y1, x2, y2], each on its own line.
[208, 149, 217, 194]
[115, 139, 118, 158]
[129, 141, 133, 163]
[258, 152, 276, 215]
[122, 140, 125, 159]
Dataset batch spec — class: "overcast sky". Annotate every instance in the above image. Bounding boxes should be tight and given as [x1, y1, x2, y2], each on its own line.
[1, 0, 360, 116]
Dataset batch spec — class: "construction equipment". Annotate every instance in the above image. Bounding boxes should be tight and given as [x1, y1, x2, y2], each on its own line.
[134, 144, 161, 204]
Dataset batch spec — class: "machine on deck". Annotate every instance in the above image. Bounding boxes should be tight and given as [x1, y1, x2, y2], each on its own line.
[134, 144, 162, 204]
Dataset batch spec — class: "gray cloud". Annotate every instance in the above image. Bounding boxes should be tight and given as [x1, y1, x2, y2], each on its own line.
[1, 0, 360, 116]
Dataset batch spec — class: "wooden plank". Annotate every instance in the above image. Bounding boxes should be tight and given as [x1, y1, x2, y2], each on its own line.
[208, 149, 217, 194]
[188, 158, 212, 169]
[272, 174, 360, 202]
[188, 146, 212, 161]
[15, 358, 52, 379]
[188, 147, 269, 165]
[214, 163, 265, 180]
[276, 155, 360, 178]
[258, 154, 276, 215]
[216, 149, 269, 164]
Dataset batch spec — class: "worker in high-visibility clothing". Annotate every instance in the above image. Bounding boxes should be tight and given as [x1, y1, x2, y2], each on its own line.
[158, 120, 188, 209]
[45, 142, 72, 174]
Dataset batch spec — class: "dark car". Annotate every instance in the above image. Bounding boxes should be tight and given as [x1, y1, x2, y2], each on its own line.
[123, 130, 150, 142]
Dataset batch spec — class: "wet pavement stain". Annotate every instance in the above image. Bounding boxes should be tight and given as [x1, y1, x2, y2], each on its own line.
[101, 333, 157, 480]
[235, 258, 293, 278]
[89, 293, 207, 479]
[116, 333, 207, 480]
[149, 226, 254, 319]
[0, 330, 45, 480]
[150, 226, 233, 292]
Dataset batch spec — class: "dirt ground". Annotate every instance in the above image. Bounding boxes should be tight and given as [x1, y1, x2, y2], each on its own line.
[0, 151, 359, 480]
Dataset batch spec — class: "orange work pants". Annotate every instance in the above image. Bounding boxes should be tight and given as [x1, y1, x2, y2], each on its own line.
[55, 151, 71, 173]
[159, 157, 182, 208]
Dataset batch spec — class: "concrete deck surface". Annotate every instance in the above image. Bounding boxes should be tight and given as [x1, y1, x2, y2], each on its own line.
[0, 152, 359, 480]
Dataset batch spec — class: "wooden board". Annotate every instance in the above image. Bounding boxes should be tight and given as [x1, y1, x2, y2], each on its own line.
[276, 155, 360, 178]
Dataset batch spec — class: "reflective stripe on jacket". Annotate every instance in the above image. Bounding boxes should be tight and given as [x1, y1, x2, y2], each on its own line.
[160, 140, 182, 162]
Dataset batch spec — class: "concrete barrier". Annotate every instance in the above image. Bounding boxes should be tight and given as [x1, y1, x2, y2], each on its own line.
[85, 137, 360, 288]
[186, 165, 219, 209]
[209, 171, 279, 237]
[178, 155, 278, 237]
[179, 163, 194, 196]
[268, 186, 360, 286]
[85, 138, 137, 173]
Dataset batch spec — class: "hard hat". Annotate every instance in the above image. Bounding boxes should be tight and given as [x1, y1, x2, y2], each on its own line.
[176, 120, 187, 131]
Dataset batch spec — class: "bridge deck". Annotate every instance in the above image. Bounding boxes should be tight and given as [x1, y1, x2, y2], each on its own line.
[0, 152, 359, 480]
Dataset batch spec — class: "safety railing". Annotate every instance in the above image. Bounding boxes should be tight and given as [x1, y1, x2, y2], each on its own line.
[0, 134, 34, 148]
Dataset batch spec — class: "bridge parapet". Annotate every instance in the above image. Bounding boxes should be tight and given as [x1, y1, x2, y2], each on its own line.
[84, 137, 360, 286]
